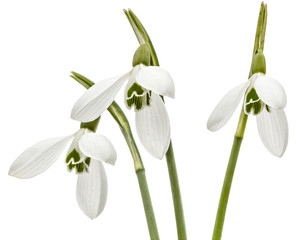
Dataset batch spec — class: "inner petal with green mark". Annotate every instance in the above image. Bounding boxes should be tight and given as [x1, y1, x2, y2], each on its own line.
[244, 88, 264, 115]
[126, 82, 151, 111]
[66, 149, 90, 174]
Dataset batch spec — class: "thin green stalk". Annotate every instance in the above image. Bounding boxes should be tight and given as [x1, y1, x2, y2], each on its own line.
[212, 110, 248, 240]
[71, 72, 159, 240]
[124, 9, 187, 239]
[166, 141, 187, 239]
[212, 3, 267, 239]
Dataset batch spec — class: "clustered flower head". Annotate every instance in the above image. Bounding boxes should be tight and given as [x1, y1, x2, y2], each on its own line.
[71, 44, 175, 159]
[207, 50, 288, 157]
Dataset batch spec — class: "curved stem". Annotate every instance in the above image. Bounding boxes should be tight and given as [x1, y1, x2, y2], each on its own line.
[71, 72, 159, 240]
[124, 10, 187, 239]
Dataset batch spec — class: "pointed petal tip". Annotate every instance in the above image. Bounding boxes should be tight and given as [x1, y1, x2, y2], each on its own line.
[8, 135, 74, 179]
[206, 121, 218, 132]
[71, 72, 130, 122]
[206, 81, 249, 132]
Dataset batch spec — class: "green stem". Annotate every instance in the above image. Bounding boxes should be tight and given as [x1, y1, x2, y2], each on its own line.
[213, 3, 267, 239]
[71, 72, 159, 240]
[124, 10, 187, 239]
[166, 141, 187, 240]
[212, 110, 248, 240]
[136, 169, 159, 240]
[107, 102, 143, 171]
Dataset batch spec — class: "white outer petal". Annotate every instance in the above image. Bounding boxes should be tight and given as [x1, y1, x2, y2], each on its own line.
[76, 160, 108, 219]
[135, 93, 170, 159]
[254, 75, 287, 109]
[256, 108, 288, 157]
[136, 66, 175, 98]
[78, 133, 117, 165]
[9, 135, 74, 179]
[207, 81, 250, 131]
[71, 72, 131, 122]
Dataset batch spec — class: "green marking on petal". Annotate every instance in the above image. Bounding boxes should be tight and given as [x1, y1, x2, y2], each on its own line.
[66, 149, 80, 164]
[85, 157, 91, 167]
[66, 149, 90, 174]
[76, 163, 85, 173]
[127, 83, 144, 97]
[245, 88, 263, 115]
[68, 163, 75, 171]
[126, 82, 151, 110]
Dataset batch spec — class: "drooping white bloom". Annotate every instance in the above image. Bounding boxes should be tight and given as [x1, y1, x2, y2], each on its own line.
[9, 128, 117, 219]
[207, 72, 288, 157]
[71, 64, 175, 159]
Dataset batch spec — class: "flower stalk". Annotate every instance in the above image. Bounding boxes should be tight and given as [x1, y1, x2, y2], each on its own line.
[212, 109, 248, 240]
[212, 3, 267, 239]
[124, 9, 187, 239]
[71, 72, 159, 240]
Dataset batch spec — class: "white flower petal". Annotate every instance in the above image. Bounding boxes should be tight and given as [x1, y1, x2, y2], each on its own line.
[76, 160, 108, 219]
[71, 72, 130, 122]
[207, 81, 250, 131]
[256, 108, 288, 157]
[136, 66, 175, 98]
[254, 75, 287, 109]
[135, 93, 170, 159]
[78, 133, 117, 165]
[9, 135, 74, 179]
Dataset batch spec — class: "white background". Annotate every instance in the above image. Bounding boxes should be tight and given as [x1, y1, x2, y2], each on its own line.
[1, 0, 299, 239]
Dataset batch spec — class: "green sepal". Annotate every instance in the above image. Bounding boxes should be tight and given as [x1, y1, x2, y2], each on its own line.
[251, 50, 266, 74]
[132, 44, 151, 67]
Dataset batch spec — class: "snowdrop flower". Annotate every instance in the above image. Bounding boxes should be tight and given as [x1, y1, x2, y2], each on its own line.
[9, 127, 117, 219]
[207, 50, 288, 157]
[71, 44, 175, 159]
